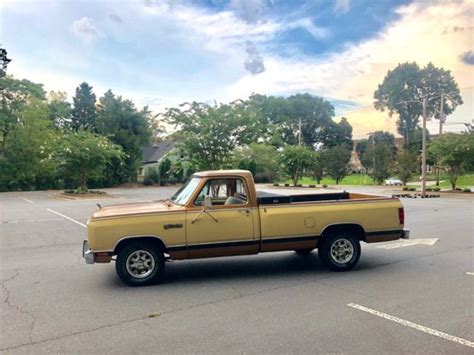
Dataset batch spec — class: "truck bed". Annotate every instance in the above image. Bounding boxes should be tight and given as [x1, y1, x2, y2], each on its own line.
[256, 191, 386, 205]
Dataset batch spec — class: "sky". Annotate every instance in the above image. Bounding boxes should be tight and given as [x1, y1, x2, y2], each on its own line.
[1, 0, 473, 138]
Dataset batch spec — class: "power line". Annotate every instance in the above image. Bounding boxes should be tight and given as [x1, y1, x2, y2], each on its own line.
[335, 86, 474, 117]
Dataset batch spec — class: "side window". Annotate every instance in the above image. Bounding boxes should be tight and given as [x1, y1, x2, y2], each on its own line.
[194, 178, 248, 206]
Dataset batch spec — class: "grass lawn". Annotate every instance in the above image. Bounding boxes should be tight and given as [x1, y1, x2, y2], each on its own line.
[280, 173, 474, 188]
[281, 174, 374, 186]
[436, 174, 474, 189]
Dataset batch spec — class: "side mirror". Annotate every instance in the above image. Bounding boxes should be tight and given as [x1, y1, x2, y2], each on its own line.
[204, 195, 212, 210]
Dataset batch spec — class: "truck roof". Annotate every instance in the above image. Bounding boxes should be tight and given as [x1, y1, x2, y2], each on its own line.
[193, 169, 253, 178]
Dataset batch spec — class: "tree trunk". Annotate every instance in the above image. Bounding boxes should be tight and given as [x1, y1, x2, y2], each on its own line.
[79, 167, 87, 192]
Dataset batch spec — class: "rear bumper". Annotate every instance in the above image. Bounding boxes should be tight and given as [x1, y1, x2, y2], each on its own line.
[365, 229, 409, 243]
[83, 240, 95, 264]
[401, 229, 410, 239]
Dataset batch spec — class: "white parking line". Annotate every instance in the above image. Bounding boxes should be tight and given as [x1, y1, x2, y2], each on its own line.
[376, 238, 439, 250]
[467, 272, 474, 276]
[1, 218, 63, 224]
[46, 209, 87, 228]
[347, 303, 474, 348]
[18, 197, 34, 203]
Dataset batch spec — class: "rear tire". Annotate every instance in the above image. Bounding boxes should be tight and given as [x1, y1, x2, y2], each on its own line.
[319, 232, 360, 271]
[116, 242, 165, 286]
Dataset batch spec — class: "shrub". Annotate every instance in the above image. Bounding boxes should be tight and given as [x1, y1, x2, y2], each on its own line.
[297, 184, 302, 187]
[308, 184, 316, 188]
[146, 168, 160, 184]
[254, 171, 276, 183]
[433, 187, 440, 191]
[284, 183, 290, 187]
[273, 183, 279, 186]
[402, 186, 409, 191]
[409, 187, 416, 191]
[143, 176, 154, 186]
[426, 187, 433, 191]
[454, 187, 462, 191]
[322, 184, 328, 188]
[463, 188, 471, 193]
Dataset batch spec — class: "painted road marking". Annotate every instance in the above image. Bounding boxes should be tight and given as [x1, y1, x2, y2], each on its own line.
[1, 218, 63, 224]
[46, 209, 87, 228]
[18, 197, 34, 203]
[347, 303, 474, 348]
[467, 272, 474, 276]
[376, 238, 439, 250]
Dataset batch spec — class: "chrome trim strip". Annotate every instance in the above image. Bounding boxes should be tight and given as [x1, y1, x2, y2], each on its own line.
[258, 198, 395, 209]
[92, 211, 184, 221]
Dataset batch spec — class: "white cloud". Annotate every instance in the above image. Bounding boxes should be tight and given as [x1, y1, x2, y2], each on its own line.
[223, 0, 474, 137]
[71, 17, 101, 43]
[287, 18, 328, 39]
[334, 0, 350, 14]
[229, 0, 273, 23]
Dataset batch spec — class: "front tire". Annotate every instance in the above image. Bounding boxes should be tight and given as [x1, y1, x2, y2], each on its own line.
[319, 233, 361, 271]
[116, 242, 165, 286]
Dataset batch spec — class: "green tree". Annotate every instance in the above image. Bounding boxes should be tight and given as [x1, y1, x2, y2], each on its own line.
[394, 149, 419, 185]
[310, 150, 325, 184]
[247, 93, 340, 148]
[279, 145, 313, 186]
[323, 145, 351, 184]
[316, 117, 353, 149]
[357, 131, 397, 184]
[0, 99, 60, 191]
[165, 101, 262, 169]
[47, 91, 71, 128]
[374, 62, 462, 145]
[71, 82, 96, 131]
[0, 76, 46, 155]
[0, 47, 11, 78]
[57, 130, 123, 191]
[96, 90, 153, 183]
[159, 158, 171, 179]
[429, 133, 474, 189]
[233, 143, 279, 182]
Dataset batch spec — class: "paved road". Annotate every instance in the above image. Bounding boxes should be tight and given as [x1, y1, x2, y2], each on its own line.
[1, 186, 473, 353]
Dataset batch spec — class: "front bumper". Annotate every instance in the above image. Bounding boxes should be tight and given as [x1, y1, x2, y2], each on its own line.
[401, 229, 410, 239]
[83, 240, 94, 264]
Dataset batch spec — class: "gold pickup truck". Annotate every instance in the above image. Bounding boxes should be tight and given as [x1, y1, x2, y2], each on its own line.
[83, 170, 409, 286]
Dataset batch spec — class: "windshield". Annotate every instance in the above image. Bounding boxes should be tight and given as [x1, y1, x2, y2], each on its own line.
[170, 177, 201, 205]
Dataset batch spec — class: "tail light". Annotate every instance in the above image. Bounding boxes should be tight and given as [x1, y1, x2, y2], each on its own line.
[398, 207, 405, 225]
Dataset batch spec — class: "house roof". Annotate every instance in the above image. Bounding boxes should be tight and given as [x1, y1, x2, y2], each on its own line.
[141, 141, 177, 163]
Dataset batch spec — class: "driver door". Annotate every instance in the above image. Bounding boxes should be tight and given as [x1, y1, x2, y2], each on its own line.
[186, 178, 257, 258]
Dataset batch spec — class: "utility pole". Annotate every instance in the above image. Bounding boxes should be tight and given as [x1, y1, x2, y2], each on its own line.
[421, 97, 427, 198]
[298, 117, 302, 146]
[435, 93, 444, 186]
[372, 137, 376, 185]
[439, 93, 444, 135]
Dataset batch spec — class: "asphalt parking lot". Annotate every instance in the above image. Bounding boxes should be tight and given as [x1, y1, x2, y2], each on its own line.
[1, 185, 473, 353]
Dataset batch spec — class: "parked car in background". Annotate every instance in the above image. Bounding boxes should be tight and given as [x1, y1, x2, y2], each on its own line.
[385, 177, 402, 186]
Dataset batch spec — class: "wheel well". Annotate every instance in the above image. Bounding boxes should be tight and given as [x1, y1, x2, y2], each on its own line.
[114, 236, 166, 255]
[320, 224, 366, 242]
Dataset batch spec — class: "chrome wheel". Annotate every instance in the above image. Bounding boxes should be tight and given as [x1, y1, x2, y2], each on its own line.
[125, 250, 156, 279]
[330, 238, 354, 264]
